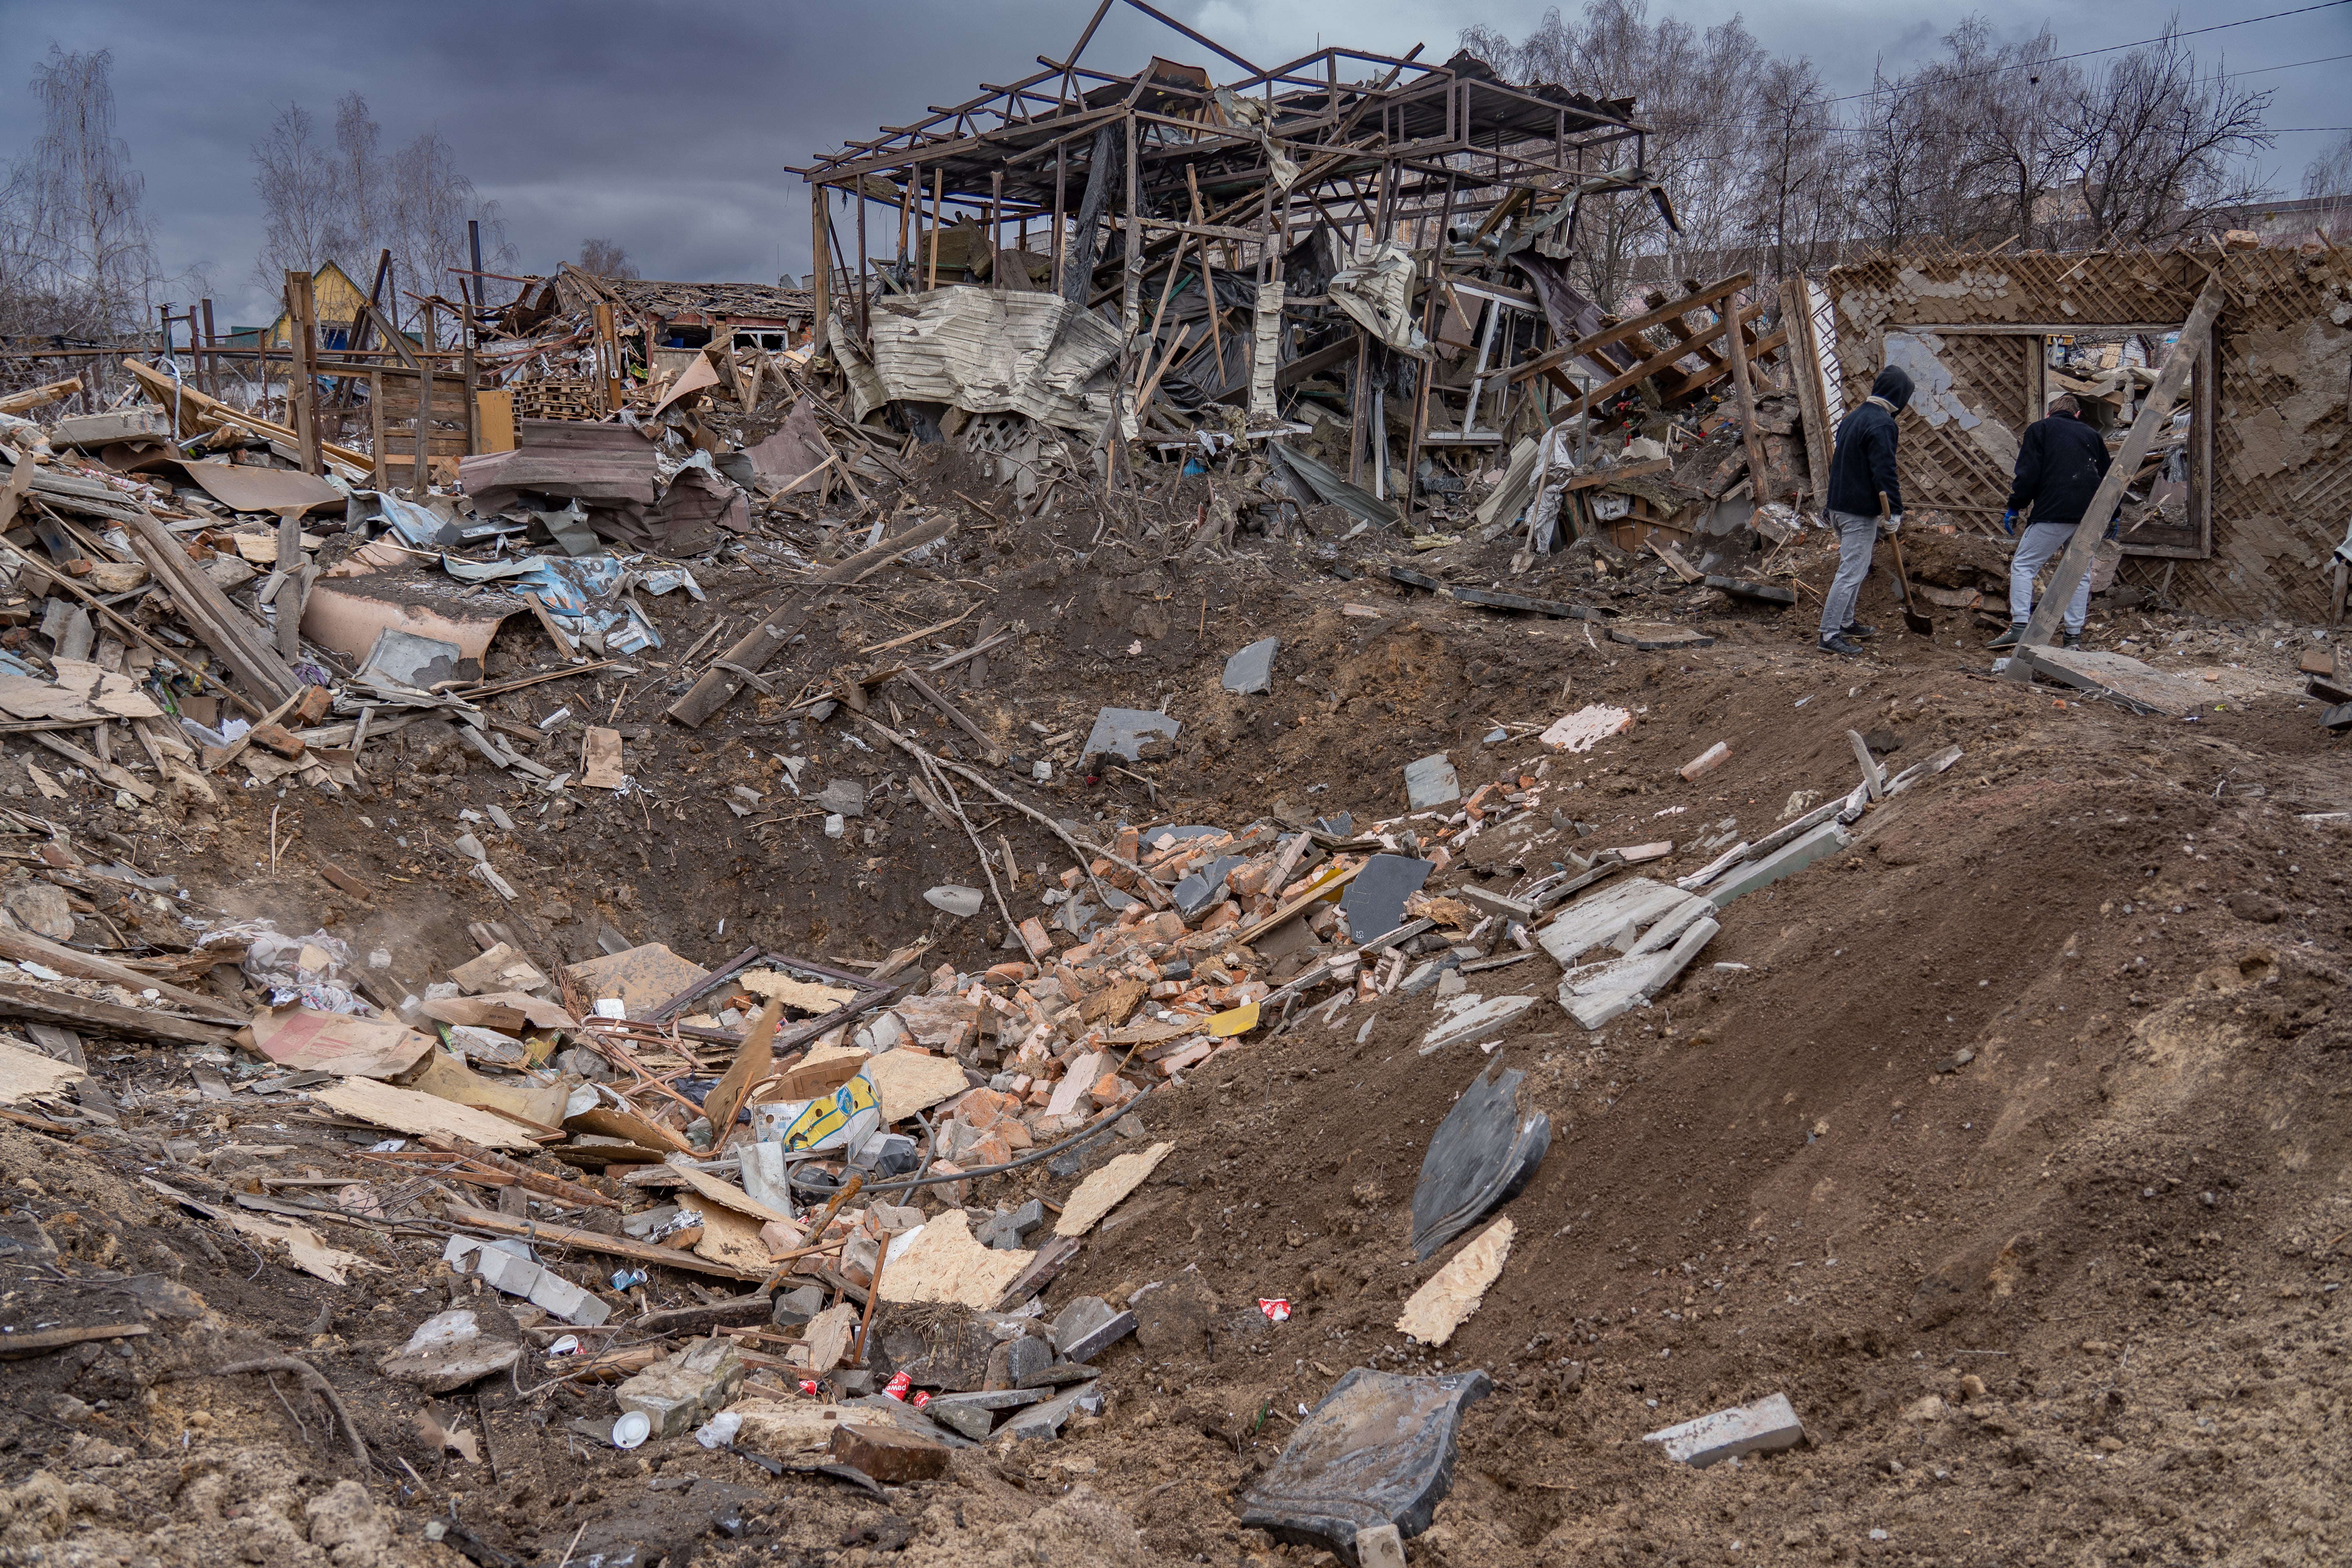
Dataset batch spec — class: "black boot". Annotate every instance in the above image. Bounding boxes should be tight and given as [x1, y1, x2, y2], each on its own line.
[1818, 633, 1863, 657]
[1842, 623, 1877, 641]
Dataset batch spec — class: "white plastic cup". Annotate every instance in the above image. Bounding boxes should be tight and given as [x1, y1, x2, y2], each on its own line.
[610, 1411, 650, 1450]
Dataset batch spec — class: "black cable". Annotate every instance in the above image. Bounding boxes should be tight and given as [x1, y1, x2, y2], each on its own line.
[851, 1085, 1158, 1194]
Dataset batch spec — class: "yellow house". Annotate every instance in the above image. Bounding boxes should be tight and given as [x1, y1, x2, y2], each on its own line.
[259, 260, 374, 353]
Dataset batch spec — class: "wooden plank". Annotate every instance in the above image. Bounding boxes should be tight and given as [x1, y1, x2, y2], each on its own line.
[1541, 309, 1764, 425]
[311, 1078, 541, 1151]
[1239, 860, 1363, 945]
[120, 505, 302, 707]
[0, 981, 231, 1046]
[442, 1201, 766, 1282]
[1511, 272, 1752, 385]
[0, 928, 243, 1023]
[1779, 276, 1831, 501]
[1719, 291, 1773, 503]
[31, 731, 156, 803]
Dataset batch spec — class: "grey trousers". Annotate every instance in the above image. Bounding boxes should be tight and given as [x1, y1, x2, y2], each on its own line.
[2008, 519, 2091, 635]
[1819, 508, 1878, 640]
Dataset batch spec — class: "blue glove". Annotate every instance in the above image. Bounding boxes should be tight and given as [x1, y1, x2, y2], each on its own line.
[2002, 508, 2020, 537]
[2106, 510, 2122, 541]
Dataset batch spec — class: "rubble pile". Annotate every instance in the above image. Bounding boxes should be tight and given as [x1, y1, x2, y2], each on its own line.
[0, 6, 2347, 1564]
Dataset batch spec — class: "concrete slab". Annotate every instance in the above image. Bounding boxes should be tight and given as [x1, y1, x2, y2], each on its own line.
[1339, 853, 1433, 939]
[2011, 644, 2214, 716]
[1535, 878, 1694, 968]
[1082, 707, 1181, 763]
[1642, 1392, 1806, 1467]
[1419, 993, 1536, 1054]
[1405, 753, 1460, 809]
[1706, 822, 1849, 908]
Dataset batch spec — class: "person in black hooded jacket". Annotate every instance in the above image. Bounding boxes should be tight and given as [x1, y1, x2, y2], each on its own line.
[1816, 365, 1913, 656]
[1987, 392, 2113, 649]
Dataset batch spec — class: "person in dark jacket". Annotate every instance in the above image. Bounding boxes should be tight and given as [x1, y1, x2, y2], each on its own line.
[1988, 393, 2114, 649]
[1816, 365, 1913, 657]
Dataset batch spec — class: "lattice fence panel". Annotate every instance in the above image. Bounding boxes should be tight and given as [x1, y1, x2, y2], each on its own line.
[1827, 245, 2352, 619]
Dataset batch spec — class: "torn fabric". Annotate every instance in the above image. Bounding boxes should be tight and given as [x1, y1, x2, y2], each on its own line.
[1327, 244, 1432, 359]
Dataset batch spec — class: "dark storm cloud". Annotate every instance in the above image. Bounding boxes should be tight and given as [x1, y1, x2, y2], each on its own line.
[2, 0, 2343, 326]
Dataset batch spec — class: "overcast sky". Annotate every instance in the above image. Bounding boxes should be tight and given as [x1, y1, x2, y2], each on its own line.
[3, 0, 2346, 327]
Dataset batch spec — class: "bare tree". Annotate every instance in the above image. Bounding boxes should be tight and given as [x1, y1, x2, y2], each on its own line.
[388, 130, 513, 342]
[1460, 0, 1764, 309]
[327, 93, 387, 273]
[252, 102, 337, 290]
[4, 45, 157, 343]
[2065, 24, 2272, 246]
[578, 238, 637, 279]
[2306, 133, 2352, 198]
[1746, 54, 1838, 281]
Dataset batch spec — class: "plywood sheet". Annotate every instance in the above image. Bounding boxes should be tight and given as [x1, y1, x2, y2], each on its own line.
[312, 1076, 538, 1150]
[1395, 1217, 1513, 1346]
[738, 969, 857, 1014]
[668, 1162, 793, 1226]
[1054, 1140, 1174, 1238]
[0, 1036, 83, 1104]
[877, 1210, 1031, 1309]
[247, 1005, 436, 1078]
[678, 1195, 773, 1272]
[565, 944, 710, 1016]
[225, 1210, 371, 1287]
[861, 1049, 970, 1123]
[402, 1051, 569, 1129]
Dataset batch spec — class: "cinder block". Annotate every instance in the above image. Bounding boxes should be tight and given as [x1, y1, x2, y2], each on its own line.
[527, 1267, 612, 1327]
[1642, 1393, 1805, 1467]
[1354, 1523, 1408, 1568]
[1706, 823, 1848, 908]
[472, 1246, 543, 1300]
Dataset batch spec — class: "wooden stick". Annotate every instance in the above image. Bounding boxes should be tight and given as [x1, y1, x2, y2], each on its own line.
[894, 670, 1007, 765]
[856, 603, 978, 655]
[419, 1135, 617, 1209]
[0, 537, 265, 719]
[200, 689, 304, 773]
[759, 454, 835, 503]
[851, 1222, 890, 1367]
[443, 1201, 764, 1281]
[925, 629, 1014, 673]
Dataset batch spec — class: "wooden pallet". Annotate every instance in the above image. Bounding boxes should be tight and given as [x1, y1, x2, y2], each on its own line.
[510, 378, 605, 422]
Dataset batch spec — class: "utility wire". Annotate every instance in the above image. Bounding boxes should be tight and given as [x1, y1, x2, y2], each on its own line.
[1821, 0, 2352, 108]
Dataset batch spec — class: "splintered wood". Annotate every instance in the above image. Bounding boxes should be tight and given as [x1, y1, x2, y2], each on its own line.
[1396, 1217, 1514, 1346]
[878, 1210, 1032, 1308]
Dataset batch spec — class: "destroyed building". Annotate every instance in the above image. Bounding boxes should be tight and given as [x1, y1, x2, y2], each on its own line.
[0, 4, 2347, 1565]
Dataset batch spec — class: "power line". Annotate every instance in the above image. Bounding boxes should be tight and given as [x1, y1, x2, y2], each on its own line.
[1668, 47, 2352, 136]
[1819, 0, 2352, 108]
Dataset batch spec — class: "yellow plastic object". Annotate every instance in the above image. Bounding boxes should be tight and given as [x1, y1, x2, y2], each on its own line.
[1208, 1001, 1260, 1037]
[778, 1070, 880, 1152]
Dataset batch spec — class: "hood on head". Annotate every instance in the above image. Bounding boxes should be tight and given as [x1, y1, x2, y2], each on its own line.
[1871, 366, 1915, 411]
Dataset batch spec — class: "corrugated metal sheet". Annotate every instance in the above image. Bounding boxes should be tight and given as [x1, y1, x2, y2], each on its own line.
[868, 289, 1121, 431]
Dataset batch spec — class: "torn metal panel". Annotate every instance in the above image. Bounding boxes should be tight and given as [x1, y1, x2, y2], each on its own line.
[1269, 444, 1399, 528]
[866, 290, 1121, 432]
